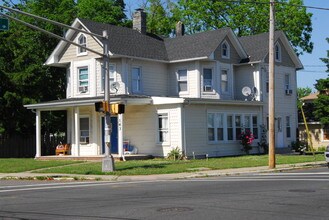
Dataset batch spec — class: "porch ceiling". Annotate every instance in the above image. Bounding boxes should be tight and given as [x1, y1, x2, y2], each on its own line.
[24, 95, 152, 110]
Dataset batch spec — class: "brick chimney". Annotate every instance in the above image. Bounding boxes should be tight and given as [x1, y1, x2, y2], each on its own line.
[176, 21, 185, 37]
[133, 8, 147, 34]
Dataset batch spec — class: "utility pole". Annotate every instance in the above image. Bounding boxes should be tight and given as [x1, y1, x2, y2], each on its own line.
[102, 30, 115, 172]
[269, 0, 276, 169]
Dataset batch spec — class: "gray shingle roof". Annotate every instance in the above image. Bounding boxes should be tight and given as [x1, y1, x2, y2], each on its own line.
[79, 18, 168, 61]
[239, 31, 282, 62]
[79, 18, 231, 62]
[164, 28, 231, 61]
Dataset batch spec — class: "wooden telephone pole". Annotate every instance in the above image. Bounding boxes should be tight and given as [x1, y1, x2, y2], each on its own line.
[269, 0, 276, 169]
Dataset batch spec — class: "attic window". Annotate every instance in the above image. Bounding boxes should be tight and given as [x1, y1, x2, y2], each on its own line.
[221, 41, 230, 59]
[275, 43, 281, 62]
[78, 34, 87, 55]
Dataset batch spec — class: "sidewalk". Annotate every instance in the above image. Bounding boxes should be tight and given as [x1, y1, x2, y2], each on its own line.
[0, 161, 326, 182]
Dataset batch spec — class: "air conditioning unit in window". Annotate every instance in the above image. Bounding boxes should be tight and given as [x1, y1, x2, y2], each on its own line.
[79, 86, 88, 93]
[285, 89, 293, 95]
[204, 85, 212, 92]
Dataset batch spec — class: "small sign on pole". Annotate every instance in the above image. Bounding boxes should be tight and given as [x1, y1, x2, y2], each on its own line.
[0, 17, 9, 31]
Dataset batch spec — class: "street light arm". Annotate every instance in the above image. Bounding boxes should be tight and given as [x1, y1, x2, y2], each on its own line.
[0, 5, 104, 39]
[0, 12, 104, 57]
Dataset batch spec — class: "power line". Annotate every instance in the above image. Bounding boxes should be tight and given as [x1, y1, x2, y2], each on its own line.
[222, 0, 329, 11]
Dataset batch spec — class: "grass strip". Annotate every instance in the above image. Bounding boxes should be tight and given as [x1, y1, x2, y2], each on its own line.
[32, 154, 324, 176]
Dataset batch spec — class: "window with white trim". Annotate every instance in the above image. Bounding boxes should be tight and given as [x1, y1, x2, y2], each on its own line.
[252, 116, 258, 139]
[158, 113, 169, 143]
[207, 112, 258, 142]
[132, 67, 142, 93]
[78, 67, 89, 93]
[235, 115, 242, 139]
[286, 116, 291, 138]
[177, 69, 188, 92]
[275, 43, 281, 62]
[101, 64, 115, 92]
[208, 113, 224, 141]
[78, 34, 87, 54]
[207, 113, 259, 142]
[203, 68, 213, 92]
[80, 117, 89, 144]
[227, 115, 233, 140]
[221, 41, 230, 59]
[221, 69, 228, 93]
[284, 74, 290, 90]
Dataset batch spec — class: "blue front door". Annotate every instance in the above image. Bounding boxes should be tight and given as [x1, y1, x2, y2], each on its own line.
[101, 117, 118, 154]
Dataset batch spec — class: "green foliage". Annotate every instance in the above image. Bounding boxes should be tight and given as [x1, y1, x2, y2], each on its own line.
[167, 147, 183, 160]
[77, 0, 128, 26]
[314, 77, 329, 126]
[145, 0, 174, 37]
[297, 87, 312, 107]
[0, 0, 128, 135]
[165, 0, 312, 55]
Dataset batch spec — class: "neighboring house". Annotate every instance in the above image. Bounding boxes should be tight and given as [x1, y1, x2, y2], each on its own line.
[24, 9, 303, 158]
[299, 93, 328, 149]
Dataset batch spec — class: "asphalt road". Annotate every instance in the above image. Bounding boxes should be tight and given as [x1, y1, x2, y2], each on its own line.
[1, 167, 329, 220]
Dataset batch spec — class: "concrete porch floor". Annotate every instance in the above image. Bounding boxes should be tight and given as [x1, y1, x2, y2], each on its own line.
[36, 154, 153, 161]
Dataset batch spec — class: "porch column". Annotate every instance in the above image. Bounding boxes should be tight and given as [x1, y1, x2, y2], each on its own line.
[118, 113, 124, 158]
[35, 109, 41, 158]
[74, 106, 80, 156]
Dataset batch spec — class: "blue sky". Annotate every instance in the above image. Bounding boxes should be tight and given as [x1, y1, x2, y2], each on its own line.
[297, 0, 329, 91]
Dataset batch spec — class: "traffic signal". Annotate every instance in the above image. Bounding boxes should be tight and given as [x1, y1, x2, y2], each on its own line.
[95, 102, 124, 114]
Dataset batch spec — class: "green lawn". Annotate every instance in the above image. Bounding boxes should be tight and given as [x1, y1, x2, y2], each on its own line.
[0, 154, 324, 175]
[0, 158, 83, 173]
[29, 154, 325, 176]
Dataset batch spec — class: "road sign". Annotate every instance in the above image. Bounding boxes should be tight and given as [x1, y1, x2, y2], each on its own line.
[0, 17, 9, 31]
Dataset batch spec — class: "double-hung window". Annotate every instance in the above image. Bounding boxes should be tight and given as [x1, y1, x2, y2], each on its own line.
[203, 68, 213, 92]
[101, 64, 115, 92]
[132, 67, 141, 93]
[80, 117, 89, 144]
[235, 115, 242, 139]
[221, 41, 230, 59]
[227, 115, 233, 140]
[275, 43, 281, 62]
[208, 113, 224, 141]
[286, 116, 291, 138]
[285, 74, 290, 90]
[177, 69, 188, 93]
[78, 34, 87, 54]
[158, 113, 169, 143]
[252, 116, 258, 139]
[221, 69, 228, 93]
[78, 67, 89, 93]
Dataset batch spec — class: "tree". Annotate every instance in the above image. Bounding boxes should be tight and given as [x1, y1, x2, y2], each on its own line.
[314, 38, 329, 126]
[0, 0, 128, 135]
[297, 87, 314, 123]
[77, 0, 129, 26]
[145, 0, 174, 37]
[168, 0, 313, 55]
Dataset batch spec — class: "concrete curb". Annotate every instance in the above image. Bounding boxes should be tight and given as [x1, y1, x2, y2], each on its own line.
[0, 161, 326, 182]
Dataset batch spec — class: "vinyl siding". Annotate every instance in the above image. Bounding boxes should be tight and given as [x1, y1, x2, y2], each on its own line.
[58, 29, 103, 64]
[184, 104, 262, 157]
[123, 104, 182, 156]
[214, 36, 241, 64]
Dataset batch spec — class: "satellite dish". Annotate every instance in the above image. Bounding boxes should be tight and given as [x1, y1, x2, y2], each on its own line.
[110, 82, 120, 93]
[242, 86, 251, 97]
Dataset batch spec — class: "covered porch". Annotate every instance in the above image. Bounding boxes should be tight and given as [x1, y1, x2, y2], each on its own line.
[24, 95, 152, 159]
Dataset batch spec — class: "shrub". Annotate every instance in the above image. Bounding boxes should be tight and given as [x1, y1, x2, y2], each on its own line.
[167, 147, 183, 160]
[240, 130, 254, 154]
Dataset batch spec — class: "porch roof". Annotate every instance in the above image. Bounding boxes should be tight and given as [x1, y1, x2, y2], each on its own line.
[24, 95, 152, 110]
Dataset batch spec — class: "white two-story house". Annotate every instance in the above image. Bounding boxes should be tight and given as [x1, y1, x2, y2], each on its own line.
[25, 9, 303, 158]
